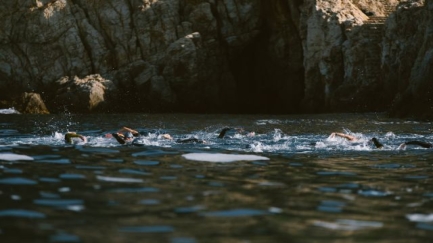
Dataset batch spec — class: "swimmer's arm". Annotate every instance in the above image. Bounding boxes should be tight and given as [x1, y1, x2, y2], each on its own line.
[112, 133, 126, 144]
[65, 133, 86, 143]
[331, 132, 357, 141]
[71, 134, 86, 141]
[218, 127, 232, 138]
[118, 127, 139, 136]
[161, 134, 173, 140]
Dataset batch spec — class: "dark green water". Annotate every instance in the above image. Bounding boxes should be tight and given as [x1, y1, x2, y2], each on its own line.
[0, 112, 432, 242]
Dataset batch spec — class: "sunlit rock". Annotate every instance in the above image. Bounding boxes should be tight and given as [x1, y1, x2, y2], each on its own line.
[17, 92, 50, 114]
[53, 74, 116, 113]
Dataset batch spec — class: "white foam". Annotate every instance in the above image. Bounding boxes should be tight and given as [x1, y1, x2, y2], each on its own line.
[0, 153, 34, 161]
[182, 153, 269, 163]
[406, 214, 433, 222]
[0, 108, 20, 114]
[313, 219, 383, 230]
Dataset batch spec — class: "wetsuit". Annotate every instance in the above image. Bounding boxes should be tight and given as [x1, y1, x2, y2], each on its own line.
[403, 141, 433, 148]
[112, 133, 127, 144]
[176, 138, 205, 144]
[112, 132, 135, 145]
[371, 138, 384, 149]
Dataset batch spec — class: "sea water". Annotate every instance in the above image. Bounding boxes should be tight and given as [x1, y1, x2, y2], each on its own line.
[0, 111, 432, 242]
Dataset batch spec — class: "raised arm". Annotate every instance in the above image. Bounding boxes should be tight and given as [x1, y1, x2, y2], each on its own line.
[65, 132, 87, 144]
[218, 127, 232, 138]
[371, 137, 383, 149]
[117, 127, 139, 136]
[330, 132, 357, 141]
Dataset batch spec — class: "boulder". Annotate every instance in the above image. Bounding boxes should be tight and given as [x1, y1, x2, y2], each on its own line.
[17, 92, 50, 114]
[53, 74, 116, 113]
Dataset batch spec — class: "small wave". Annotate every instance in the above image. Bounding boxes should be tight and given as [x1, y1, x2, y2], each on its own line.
[0, 108, 20, 114]
[313, 219, 383, 230]
[0, 153, 34, 161]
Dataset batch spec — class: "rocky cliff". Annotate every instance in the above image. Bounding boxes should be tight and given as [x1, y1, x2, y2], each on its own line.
[383, 0, 433, 118]
[0, 0, 431, 118]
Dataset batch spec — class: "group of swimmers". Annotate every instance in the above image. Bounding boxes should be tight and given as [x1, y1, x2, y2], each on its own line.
[64, 127, 255, 145]
[64, 128, 432, 150]
[329, 132, 433, 149]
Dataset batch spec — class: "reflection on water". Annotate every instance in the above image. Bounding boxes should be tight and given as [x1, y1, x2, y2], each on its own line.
[0, 113, 432, 242]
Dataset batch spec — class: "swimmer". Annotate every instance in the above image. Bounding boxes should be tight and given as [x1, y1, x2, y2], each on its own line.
[367, 138, 433, 150]
[176, 138, 205, 144]
[106, 127, 172, 145]
[218, 127, 255, 139]
[105, 127, 140, 145]
[398, 140, 433, 150]
[160, 134, 173, 140]
[116, 127, 140, 137]
[329, 132, 358, 141]
[175, 127, 254, 144]
[111, 131, 135, 145]
[64, 132, 87, 144]
[371, 137, 384, 149]
[330, 132, 384, 149]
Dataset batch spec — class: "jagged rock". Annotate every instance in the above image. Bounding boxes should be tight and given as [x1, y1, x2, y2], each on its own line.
[300, 0, 406, 112]
[54, 74, 116, 113]
[17, 92, 50, 114]
[383, 0, 431, 118]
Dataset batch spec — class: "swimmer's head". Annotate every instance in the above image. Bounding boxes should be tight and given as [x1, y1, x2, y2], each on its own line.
[371, 137, 383, 149]
[125, 132, 134, 139]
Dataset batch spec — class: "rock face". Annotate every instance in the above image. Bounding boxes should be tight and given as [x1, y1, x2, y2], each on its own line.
[0, 0, 431, 117]
[383, 0, 433, 118]
[0, 0, 303, 113]
[300, 0, 404, 113]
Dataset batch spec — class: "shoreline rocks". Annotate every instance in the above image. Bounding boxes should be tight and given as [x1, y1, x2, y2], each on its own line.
[0, 0, 431, 118]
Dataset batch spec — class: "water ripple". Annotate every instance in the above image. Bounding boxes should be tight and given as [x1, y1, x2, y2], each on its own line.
[0, 177, 38, 185]
[201, 208, 268, 217]
[119, 225, 175, 233]
[0, 209, 45, 218]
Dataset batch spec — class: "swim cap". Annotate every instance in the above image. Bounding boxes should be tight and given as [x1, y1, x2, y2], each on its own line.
[125, 132, 134, 138]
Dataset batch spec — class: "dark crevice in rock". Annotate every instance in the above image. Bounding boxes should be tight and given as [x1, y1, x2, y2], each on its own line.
[69, 0, 96, 73]
[126, 0, 144, 60]
[228, 0, 304, 114]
